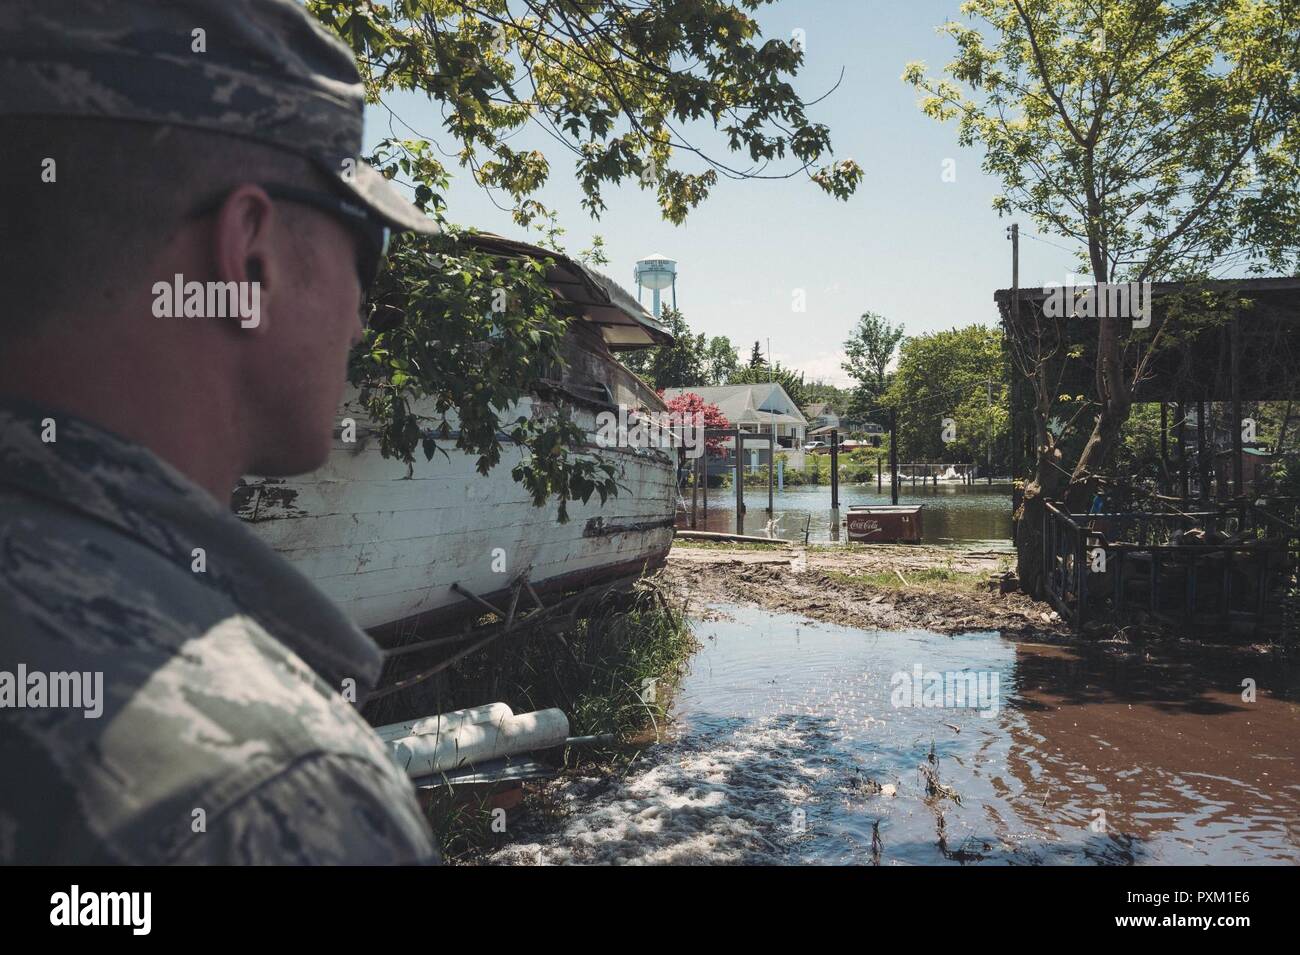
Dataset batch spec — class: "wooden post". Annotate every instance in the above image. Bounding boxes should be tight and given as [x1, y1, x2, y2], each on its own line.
[1197, 400, 1209, 501]
[1008, 225, 1019, 481]
[986, 378, 993, 485]
[877, 455, 883, 492]
[702, 448, 709, 518]
[691, 453, 699, 529]
[767, 436, 774, 515]
[1177, 401, 1189, 501]
[735, 433, 744, 535]
[830, 428, 840, 510]
[1159, 402, 1169, 495]
[1009, 378, 1019, 483]
[1231, 318, 1243, 499]
[889, 409, 899, 505]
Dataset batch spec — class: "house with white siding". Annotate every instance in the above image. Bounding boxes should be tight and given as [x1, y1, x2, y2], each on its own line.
[803, 401, 840, 432]
[661, 383, 807, 448]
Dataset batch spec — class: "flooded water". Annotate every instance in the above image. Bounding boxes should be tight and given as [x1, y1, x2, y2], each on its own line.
[677, 482, 1013, 545]
[497, 605, 1299, 865]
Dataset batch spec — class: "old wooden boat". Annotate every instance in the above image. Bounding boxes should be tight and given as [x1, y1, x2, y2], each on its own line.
[234, 233, 677, 634]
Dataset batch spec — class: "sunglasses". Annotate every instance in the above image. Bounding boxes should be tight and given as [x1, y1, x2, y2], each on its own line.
[191, 184, 393, 296]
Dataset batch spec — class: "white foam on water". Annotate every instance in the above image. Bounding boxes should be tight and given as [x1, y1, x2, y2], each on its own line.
[489, 717, 829, 865]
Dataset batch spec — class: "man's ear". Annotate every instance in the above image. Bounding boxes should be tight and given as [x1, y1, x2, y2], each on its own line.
[211, 183, 275, 333]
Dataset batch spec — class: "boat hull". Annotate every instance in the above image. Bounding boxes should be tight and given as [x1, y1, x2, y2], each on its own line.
[235, 392, 677, 635]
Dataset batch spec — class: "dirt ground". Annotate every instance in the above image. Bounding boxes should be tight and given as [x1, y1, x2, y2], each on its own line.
[663, 541, 1073, 640]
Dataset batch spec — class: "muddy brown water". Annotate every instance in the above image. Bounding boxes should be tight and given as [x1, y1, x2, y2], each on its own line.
[677, 482, 1013, 545]
[493, 605, 1299, 865]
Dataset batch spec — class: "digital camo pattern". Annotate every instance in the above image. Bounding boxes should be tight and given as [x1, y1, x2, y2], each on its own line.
[0, 400, 438, 864]
[0, 0, 436, 235]
[0, 0, 363, 170]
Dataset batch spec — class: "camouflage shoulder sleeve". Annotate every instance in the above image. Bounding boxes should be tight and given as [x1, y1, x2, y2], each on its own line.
[166, 752, 440, 865]
[0, 490, 439, 865]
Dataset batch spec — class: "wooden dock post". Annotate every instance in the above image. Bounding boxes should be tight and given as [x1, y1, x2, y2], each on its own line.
[735, 434, 744, 535]
[767, 435, 775, 515]
[702, 450, 708, 518]
[830, 429, 840, 510]
[691, 454, 699, 528]
[889, 409, 899, 505]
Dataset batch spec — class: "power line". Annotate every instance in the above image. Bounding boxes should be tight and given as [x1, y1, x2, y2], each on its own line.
[885, 377, 1000, 416]
[1020, 230, 1080, 256]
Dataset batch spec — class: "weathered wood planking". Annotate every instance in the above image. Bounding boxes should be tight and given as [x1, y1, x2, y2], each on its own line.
[236, 387, 677, 633]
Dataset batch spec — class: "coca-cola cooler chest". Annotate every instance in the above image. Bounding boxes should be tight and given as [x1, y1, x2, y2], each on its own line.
[845, 505, 924, 543]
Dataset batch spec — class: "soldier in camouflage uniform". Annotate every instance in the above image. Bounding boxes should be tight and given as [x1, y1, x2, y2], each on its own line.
[0, 0, 440, 863]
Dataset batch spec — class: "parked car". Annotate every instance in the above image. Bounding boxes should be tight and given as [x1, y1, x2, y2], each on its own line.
[803, 440, 827, 452]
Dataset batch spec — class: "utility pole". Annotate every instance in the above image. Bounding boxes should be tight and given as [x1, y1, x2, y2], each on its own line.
[889, 407, 899, 505]
[987, 377, 993, 485]
[1009, 223, 1019, 311]
[767, 337, 775, 516]
[1007, 223, 1019, 483]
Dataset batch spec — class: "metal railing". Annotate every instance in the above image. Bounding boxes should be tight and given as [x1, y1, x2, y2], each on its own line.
[1043, 501, 1299, 640]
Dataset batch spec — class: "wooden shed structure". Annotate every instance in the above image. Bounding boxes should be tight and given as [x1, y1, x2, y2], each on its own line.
[995, 277, 1300, 639]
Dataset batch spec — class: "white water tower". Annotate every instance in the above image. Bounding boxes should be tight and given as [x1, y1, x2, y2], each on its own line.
[634, 254, 677, 317]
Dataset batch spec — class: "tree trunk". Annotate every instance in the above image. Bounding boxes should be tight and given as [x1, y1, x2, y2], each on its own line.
[1015, 425, 1067, 598]
[1065, 313, 1132, 511]
[1016, 485, 1047, 599]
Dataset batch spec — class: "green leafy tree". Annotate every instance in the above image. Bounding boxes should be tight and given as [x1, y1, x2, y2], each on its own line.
[704, 336, 740, 385]
[803, 380, 852, 407]
[357, 230, 619, 522]
[621, 307, 708, 388]
[905, 0, 1300, 590]
[842, 311, 904, 420]
[882, 326, 1009, 468]
[307, 0, 862, 520]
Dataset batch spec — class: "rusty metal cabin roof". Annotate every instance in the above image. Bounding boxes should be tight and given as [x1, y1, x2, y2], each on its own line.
[463, 232, 673, 350]
[995, 276, 1300, 403]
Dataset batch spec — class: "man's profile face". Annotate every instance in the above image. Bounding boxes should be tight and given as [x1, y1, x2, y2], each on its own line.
[244, 207, 366, 477]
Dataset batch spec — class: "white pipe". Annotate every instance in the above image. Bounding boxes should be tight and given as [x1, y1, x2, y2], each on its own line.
[385, 708, 571, 777]
[373, 702, 513, 744]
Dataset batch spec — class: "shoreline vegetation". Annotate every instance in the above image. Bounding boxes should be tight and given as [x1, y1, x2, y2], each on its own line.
[422, 581, 696, 860]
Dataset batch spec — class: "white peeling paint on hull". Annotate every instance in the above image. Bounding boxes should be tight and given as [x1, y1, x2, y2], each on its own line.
[236, 390, 677, 633]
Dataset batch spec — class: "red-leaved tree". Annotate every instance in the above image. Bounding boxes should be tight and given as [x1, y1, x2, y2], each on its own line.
[663, 392, 730, 457]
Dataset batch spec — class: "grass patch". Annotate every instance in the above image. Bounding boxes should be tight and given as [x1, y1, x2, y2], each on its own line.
[827, 566, 985, 594]
[671, 537, 789, 551]
[417, 580, 697, 860]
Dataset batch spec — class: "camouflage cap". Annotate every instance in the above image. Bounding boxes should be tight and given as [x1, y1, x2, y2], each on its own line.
[0, 0, 436, 235]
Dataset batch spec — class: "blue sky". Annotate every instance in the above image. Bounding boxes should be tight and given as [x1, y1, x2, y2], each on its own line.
[363, 0, 1079, 386]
